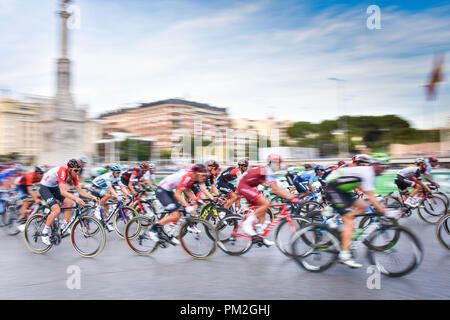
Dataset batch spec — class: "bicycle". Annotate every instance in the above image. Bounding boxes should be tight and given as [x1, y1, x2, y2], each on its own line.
[4, 197, 44, 236]
[290, 210, 423, 277]
[215, 203, 309, 256]
[383, 187, 447, 224]
[23, 204, 106, 258]
[98, 198, 139, 239]
[124, 206, 218, 259]
[436, 212, 450, 251]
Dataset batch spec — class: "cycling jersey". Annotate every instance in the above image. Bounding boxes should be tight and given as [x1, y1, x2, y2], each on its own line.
[293, 170, 316, 194]
[0, 169, 16, 183]
[397, 166, 424, 180]
[92, 172, 119, 189]
[424, 163, 432, 175]
[325, 166, 375, 192]
[237, 166, 276, 204]
[158, 169, 198, 192]
[143, 171, 156, 181]
[217, 167, 242, 183]
[40, 165, 79, 188]
[15, 172, 40, 186]
[120, 167, 144, 184]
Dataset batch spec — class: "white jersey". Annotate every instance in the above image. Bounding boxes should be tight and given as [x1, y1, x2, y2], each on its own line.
[92, 172, 120, 188]
[397, 166, 422, 179]
[325, 166, 376, 191]
[143, 171, 156, 181]
[158, 169, 189, 192]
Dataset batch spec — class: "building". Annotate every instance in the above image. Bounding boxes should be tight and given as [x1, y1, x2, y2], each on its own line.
[0, 97, 47, 159]
[99, 98, 232, 158]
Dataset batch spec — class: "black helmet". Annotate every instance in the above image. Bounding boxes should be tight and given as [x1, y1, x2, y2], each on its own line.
[34, 166, 44, 174]
[205, 160, 219, 169]
[67, 159, 82, 169]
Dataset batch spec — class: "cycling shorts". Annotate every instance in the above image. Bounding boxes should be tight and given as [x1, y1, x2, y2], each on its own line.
[236, 183, 262, 206]
[293, 176, 308, 194]
[394, 175, 416, 193]
[89, 185, 107, 198]
[39, 184, 65, 207]
[155, 187, 180, 213]
[15, 185, 29, 200]
[324, 182, 357, 215]
[216, 180, 235, 196]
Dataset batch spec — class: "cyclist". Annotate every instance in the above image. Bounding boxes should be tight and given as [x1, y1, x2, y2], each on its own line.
[39, 159, 98, 245]
[119, 162, 150, 196]
[424, 156, 440, 188]
[148, 164, 209, 243]
[91, 163, 123, 231]
[325, 156, 401, 268]
[0, 163, 23, 189]
[191, 160, 220, 201]
[142, 163, 158, 190]
[394, 158, 433, 207]
[15, 166, 44, 230]
[238, 154, 300, 246]
[216, 158, 249, 210]
[293, 164, 325, 200]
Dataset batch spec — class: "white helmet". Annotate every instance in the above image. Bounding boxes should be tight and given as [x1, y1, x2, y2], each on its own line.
[415, 158, 426, 165]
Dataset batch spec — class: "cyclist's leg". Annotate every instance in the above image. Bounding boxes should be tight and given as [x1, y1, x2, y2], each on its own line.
[340, 198, 365, 251]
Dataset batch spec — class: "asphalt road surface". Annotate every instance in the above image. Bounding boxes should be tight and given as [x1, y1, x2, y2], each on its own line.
[0, 211, 448, 300]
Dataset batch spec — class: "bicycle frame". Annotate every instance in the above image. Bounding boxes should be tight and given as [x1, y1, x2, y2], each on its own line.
[231, 204, 297, 240]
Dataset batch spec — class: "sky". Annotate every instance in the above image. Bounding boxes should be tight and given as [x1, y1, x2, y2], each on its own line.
[0, 0, 449, 129]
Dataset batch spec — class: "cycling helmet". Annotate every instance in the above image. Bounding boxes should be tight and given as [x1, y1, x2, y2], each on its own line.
[304, 163, 313, 170]
[337, 160, 346, 167]
[205, 160, 219, 169]
[67, 159, 82, 169]
[354, 154, 371, 165]
[139, 162, 150, 170]
[371, 153, 390, 165]
[34, 166, 44, 174]
[237, 158, 249, 167]
[429, 156, 439, 163]
[351, 155, 358, 163]
[79, 157, 88, 164]
[415, 158, 426, 165]
[267, 154, 283, 163]
[370, 157, 390, 166]
[110, 163, 122, 172]
[148, 163, 155, 170]
[315, 165, 325, 172]
[191, 163, 207, 173]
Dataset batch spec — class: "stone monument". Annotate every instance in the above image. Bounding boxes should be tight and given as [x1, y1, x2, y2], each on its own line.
[39, 0, 86, 165]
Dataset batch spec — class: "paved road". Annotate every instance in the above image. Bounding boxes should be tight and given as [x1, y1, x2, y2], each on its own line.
[0, 211, 448, 300]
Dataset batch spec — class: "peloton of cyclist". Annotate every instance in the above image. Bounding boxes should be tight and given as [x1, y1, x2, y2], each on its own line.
[191, 160, 220, 201]
[238, 154, 301, 246]
[119, 162, 150, 196]
[148, 164, 209, 244]
[39, 159, 98, 245]
[324, 155, 401, 268]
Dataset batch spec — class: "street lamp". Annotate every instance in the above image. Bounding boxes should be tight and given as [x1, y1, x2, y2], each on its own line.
[328, 77, 348, 156]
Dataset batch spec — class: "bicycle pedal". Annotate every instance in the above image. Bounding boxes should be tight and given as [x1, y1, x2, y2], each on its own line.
[251, 236, 264, 247]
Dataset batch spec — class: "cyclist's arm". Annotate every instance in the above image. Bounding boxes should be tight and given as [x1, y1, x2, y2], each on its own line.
[269, 182, 295, 200]
[174, 189, 191, 208]
[127, 179, 136, 195]
[59, 182, 83, 203]
[417, 177, 432, 193]
[75, 184, 97, 201]
[423, 173, 438, 187]
[26, 185, 40, 202]
[199, 183, 214, 200]
[107, 183, 120, 198]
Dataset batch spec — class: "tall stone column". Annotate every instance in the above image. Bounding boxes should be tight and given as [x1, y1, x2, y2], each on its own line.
[38, 0, 86, 166]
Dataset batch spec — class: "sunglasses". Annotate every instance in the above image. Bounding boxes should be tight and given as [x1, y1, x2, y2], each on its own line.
[72, 169, 80, 173]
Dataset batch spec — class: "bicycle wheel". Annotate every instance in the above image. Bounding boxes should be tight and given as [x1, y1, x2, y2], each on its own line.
[113, 206, 139, 239]
[417, 196, 447, 224]
[215, 215, 253, 256]
[23, 214, 53, 254]
[4, 205, 20, 236]
[297, 200, 323, 217]
[434, 192, 449, 207]
[290, 223, 340, 272]
[366, 225, 423, 277]
[124, 216, 159, 256]
[274, 216, 309, 256]
[383, 195, 402, 209]
[70, 216, 106, 258]
[178, 218, 217, 259]
[436, 213, 450, 251]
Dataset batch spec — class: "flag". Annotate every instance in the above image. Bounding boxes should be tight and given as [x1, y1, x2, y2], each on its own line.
[425, 53, 445, 100]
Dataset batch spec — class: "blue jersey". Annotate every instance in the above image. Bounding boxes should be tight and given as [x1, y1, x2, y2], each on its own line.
[425, 163, 432, 175]
[297, 170, 317, 185]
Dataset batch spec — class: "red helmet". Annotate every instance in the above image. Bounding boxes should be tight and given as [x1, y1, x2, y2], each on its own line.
[67, 159, 82, 169]
[139, 162, 150, 170]
[237, 158, 249, 167]
[429, 156, 439, 163]
[191, 163, 207, 173]
[268, 154, 283, 163]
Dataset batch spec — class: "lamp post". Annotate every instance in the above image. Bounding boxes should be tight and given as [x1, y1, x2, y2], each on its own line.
[328, 77, 348, 156]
